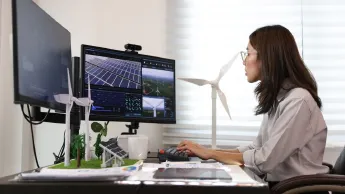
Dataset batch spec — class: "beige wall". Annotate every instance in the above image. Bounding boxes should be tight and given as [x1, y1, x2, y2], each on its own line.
[33, 0, 167, 167]
[0, 0, 167, 176]
[0, 0, 35, 177]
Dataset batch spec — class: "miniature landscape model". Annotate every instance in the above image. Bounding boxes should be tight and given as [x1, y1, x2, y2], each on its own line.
[50, 69, 139, 170]
[49, 121, 139, 169]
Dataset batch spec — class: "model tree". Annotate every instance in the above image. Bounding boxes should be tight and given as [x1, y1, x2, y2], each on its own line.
[91, 122, 108, 159]
[72, 134, 85, 168]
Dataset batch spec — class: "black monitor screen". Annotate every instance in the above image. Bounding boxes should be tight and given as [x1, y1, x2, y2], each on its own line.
[81, 45, 176, 123]
[12, 0, 72, 111]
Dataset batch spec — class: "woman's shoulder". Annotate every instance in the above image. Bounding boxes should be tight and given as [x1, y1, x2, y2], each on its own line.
[279, 87, 318, 111]
[278, 88, 327, 134]
[285, 87, 312, 100]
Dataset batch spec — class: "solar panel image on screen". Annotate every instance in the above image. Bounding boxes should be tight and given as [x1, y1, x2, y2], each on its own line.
[85, 54, 141, 89]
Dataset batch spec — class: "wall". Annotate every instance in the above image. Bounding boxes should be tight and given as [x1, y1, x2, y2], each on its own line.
[33, 0, 167, 167]
[0, 0, 35, 177]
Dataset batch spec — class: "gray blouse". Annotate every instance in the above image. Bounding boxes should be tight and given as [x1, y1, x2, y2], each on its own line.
[237, 85, 330, 182]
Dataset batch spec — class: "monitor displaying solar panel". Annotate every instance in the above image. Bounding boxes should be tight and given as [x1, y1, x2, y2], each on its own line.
[80, 44, 176, 124]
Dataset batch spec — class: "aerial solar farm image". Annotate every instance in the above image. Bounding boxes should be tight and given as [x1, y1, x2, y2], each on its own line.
[85, 55, 142, 89]
[142, 67, 174, 118]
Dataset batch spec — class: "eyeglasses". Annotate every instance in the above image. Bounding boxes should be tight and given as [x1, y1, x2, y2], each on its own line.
[240, 51, 258, 62]
[240, 51, 248, 62]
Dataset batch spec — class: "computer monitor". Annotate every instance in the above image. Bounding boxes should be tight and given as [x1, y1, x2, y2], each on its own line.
[12, 0, 79, 165]
[12, 0, 72, 112]
[80, 45, 176, 134]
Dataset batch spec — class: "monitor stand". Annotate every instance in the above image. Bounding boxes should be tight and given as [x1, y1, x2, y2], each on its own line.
[121, 121, 139, 135]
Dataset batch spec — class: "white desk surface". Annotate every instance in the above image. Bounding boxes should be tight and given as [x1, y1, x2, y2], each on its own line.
[123, 163, 266, 187]
[20, 161, 266, 188]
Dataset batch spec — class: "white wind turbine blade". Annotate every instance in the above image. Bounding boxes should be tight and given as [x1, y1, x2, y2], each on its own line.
[84, 105, 90, 161]
[89, 103, 94, 114]
[64, 103, 71, 166]
[54, 94, 70, 104]
[178, 78, 211, 86]
[85, 74, 92, 161]
[88, 74, 91, 101]
[64, 69, 73, 166]
[74, 98, 85, 106]
[75, 98, 88, 106]
[67, 68, 73, 98]
[76, 75, 94, 106]
[217, 89, 232, 120]
[216, 52, 240, 81]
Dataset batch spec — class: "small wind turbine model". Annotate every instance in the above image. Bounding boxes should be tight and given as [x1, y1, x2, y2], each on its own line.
[179, 52, 240, 149]
[53, 68, 78, 166]
[75, 74, 94, 161]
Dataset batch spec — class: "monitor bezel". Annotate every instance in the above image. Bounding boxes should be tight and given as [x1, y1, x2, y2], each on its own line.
[80, 44, 176, 124]
[12, 0, 71, 111]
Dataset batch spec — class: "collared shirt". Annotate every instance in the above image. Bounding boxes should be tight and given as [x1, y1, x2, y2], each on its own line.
[237, 83, 329, 182]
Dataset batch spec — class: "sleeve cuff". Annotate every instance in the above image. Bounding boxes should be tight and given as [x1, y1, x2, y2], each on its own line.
[243, 149, 264, 175]
[237, 145, 250, 153]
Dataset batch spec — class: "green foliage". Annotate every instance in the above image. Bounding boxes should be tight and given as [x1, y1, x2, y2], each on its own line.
[71, 134, 85, 159]
[94, 133, 103, 158]
[102, 122, 108, 136]
[91, 122, 103, 133]
[91, 122, 108, 159]
[49, 158, 139, 169]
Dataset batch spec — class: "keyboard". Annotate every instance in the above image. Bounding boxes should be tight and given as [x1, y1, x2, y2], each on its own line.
[157, 147, 190, 162]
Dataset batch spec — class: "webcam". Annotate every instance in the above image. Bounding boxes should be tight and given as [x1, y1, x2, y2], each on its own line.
[124, 43, 142, 53]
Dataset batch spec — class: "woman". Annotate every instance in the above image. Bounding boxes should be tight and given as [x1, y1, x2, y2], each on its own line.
[177, 25, 330, 188]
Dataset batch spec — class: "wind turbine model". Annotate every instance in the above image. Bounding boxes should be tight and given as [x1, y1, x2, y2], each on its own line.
[75, 74, 94, 161]
[53, 68, 78, 166]
[178, 52, 240, 149]
[143, 97, 164, 117]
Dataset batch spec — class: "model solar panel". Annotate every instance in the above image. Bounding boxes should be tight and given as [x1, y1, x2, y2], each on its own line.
[100, 138, 127, 158]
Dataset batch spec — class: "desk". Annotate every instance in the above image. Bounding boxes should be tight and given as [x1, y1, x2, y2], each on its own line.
[0, 154, 270, 194]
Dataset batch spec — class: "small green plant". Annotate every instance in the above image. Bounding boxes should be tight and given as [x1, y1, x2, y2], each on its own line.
[91, 122, 108, 159]
[71, 134, 85, 168]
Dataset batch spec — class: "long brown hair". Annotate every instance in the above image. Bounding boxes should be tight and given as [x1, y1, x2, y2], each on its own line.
[249, 25, 322, 115]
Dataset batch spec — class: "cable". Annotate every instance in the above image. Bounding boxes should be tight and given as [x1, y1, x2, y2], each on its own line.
[53, 130, 66, 164]
[58, 131, 66, 157]
[20, 104, 50, 125]
[26, 105, 40, 168]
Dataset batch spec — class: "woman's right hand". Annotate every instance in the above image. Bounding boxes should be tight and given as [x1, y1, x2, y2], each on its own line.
[176, 140, 212, 160]
[177, 140, 205, 156]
